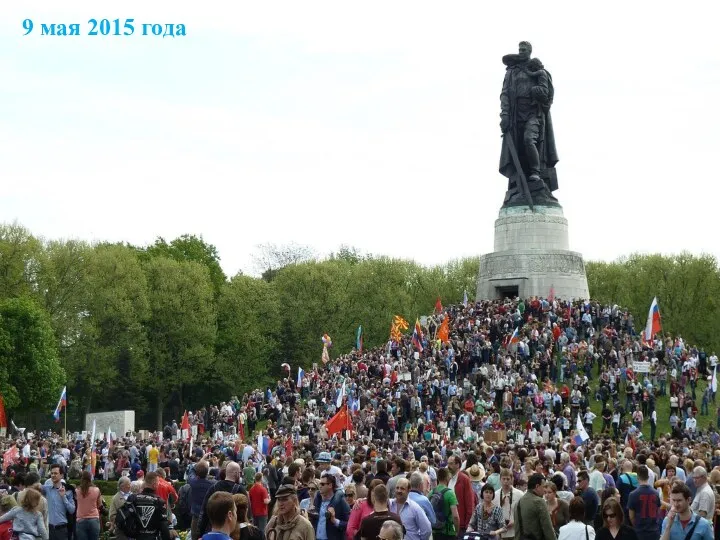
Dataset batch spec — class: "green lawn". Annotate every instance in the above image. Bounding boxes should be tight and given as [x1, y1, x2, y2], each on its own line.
[584, 376, 716, 441]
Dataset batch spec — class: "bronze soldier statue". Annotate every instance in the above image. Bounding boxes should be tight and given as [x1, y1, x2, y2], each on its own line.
[499, 41, 560, 207]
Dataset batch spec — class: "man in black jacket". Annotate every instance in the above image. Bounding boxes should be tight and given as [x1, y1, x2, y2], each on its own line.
[128, 472, 171, 540]
[198, 462, 250, 535]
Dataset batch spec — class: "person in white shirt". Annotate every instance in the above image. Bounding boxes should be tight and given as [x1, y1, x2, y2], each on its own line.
[583, 410, 597, 438]
[690, 466, 715, 518]
[558, 496, 595, 540]
[685, 415, 697, 437]
[588, 460, 606, 493]
[493, 469, 522, 539]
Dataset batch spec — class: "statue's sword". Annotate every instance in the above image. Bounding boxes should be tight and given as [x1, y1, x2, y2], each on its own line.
[504, 132, 535, 212]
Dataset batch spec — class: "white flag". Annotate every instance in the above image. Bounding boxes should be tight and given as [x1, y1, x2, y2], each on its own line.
[336, 380, 346, 408]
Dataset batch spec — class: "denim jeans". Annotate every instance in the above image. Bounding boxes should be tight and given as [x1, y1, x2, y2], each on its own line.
[75, 519, 100, 540]
[253, 516, 268, 538]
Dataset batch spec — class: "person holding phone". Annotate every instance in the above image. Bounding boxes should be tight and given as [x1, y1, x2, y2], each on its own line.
[42, 464, 76, 540]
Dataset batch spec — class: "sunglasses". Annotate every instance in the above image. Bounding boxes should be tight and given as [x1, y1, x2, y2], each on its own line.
[604, 513, 616, 519]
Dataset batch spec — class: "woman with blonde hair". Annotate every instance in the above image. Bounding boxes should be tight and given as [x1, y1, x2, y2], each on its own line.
[0, 486, 48, 540]
[231, 494, 262, 540]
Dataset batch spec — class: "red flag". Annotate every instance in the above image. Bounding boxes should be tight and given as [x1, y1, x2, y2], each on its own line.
[435, 297, 443, 314]
[437, 317, 450, 343]
[181, 411, 190, 431]
[325, 404, 352, 437]
[285, 437, 293, 457]
[3, 446, 18, 472]
[238, 418, 245, 441]
[0, 395, 7, 429]
[548, 285, 555, 303]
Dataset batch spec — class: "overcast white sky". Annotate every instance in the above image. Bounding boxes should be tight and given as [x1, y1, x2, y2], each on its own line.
[1, 1, 719, 278]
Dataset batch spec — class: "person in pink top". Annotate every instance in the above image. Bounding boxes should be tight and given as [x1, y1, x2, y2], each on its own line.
[346, 479, 384, 540]
[75, 472, 103, 540]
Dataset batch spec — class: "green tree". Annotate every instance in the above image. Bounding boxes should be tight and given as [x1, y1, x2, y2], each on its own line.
[145, 235, 227, 295]
[216, 275, 281, 392]
[587, 252, 720, 352]
[0, 297, 65, 413]
[61, 244, 151, 416]
[144, 257, 216, 428]
[0, 223, 42, 299]
[34, 239, 92, 348]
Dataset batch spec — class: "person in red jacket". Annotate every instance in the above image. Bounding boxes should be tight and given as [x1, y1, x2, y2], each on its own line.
[447, 455, 476, 537]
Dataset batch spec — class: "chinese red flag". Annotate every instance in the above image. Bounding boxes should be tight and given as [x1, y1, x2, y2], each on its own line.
[325, 404, 352, 437]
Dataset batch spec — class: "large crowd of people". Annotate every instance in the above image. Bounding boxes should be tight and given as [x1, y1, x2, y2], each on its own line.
[2, 296, 720, 540]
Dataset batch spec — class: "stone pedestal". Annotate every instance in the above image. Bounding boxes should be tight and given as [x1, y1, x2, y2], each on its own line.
[85, 410, 135, 437]
[476, 205, 589, 300]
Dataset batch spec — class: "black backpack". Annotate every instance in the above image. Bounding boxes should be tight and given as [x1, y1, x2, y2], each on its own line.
[115, 500, 142, 537]
[430, 487, 450, 528]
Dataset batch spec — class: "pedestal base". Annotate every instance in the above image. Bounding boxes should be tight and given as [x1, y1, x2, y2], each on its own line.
[476, 205, 589, 301]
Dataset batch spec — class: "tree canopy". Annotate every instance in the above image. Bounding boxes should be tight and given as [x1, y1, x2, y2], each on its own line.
[2, 222, 720, 430]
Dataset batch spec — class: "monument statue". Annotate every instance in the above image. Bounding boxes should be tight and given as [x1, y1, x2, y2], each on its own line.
[477, 42, 589, 301]
[499, 41, 559, 208]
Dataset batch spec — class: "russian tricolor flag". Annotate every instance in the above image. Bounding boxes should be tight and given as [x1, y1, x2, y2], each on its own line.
[573, 414, 589, 446]
[297, 367, 305, 388]
[257, 433, 273, 455]
[644, 297, 661, 342]
[508, 327, 519, 346]
[53, 386, 67, 422]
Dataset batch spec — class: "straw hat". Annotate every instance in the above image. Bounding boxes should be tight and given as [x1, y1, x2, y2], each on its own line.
[468, 464, 485, 482]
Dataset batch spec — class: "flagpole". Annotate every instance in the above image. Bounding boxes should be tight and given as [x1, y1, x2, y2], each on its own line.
[64, 391, 67, 443]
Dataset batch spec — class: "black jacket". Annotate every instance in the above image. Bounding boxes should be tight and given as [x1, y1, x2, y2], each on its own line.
[128, 489, 171, 540]
[198, 479, 249, 535]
